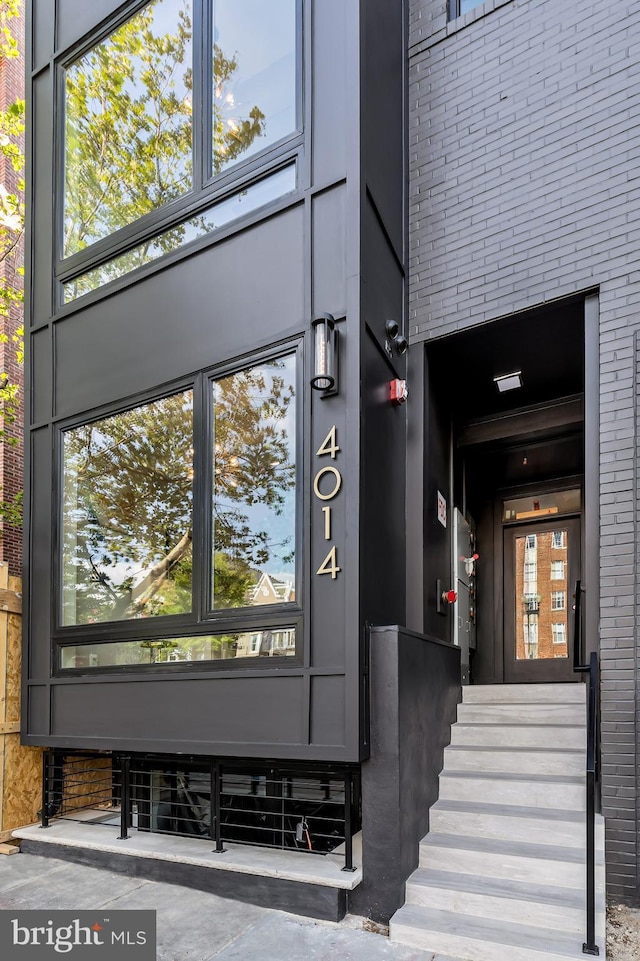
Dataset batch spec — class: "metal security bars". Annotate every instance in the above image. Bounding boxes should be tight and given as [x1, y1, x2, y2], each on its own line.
[40, 751, 360, 872]
[572, 581, 601, 956]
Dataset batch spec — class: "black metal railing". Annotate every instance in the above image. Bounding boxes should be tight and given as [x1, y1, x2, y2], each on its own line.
[41, 751, 359, 872]
[572, 580, 600, 956]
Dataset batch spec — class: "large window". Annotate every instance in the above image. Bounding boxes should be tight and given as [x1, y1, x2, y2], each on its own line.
[59, 349, 299, 666]
[61, 390, 194, 625]
[60, 0, 301, 300]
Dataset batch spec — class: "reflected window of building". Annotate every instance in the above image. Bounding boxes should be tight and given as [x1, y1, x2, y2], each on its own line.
[64, 0, 194, 256]
[525, 534, 536, 549]
[212, 354, 296, 611]
[551, 560, 565, 580]
[61, 391, 194, 625]
[552, 623, 567, 645]
[551, 591, 566, 611]
[552, 530, 565, 548]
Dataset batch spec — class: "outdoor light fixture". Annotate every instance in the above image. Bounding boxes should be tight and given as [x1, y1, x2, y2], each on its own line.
[311, 313, 337, 394]
[493, 370, 522, 393]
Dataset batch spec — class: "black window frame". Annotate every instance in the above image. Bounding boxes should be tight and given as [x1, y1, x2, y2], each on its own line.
[54, 0, 304, 309]
[53, 339, 304, 672]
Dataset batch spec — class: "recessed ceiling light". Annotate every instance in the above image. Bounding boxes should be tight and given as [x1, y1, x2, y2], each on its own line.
[493, 371, 522, 392]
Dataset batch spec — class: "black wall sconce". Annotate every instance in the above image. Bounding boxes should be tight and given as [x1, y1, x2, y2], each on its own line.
[385, 319, 408, 357]
[311, 313, 338, 395]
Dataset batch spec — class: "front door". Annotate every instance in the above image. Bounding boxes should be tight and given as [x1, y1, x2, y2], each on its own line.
[503, 517, 580, 683]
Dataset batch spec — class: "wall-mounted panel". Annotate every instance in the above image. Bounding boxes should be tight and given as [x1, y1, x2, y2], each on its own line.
[312, 186, 347, 318]
[27, 685, 50, 737]
[362, 200, 404, 350]
[51, 676, 305, 748]
[32, 0, 56, 72]
[310, 675, 344, 746]
[28, 427, 52, 681]
[31, 69, 54, 326]
[54, 207, 305, 417]
[312, 0, 349, 186]
[30, 328, 52, 425]
[56, 0, 125, 54]
[362, 0, 404, 258]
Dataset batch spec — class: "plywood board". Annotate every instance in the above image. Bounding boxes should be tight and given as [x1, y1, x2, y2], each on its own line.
[1, 734, 42, 831]
[0, 575, 43, 833]
[62, 755, 113, 813]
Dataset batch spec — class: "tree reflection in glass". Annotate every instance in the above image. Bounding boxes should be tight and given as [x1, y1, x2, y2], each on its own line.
[212, 356, 296, 610]
[64, 0, 194, 256]
[61, 391, 194, 624]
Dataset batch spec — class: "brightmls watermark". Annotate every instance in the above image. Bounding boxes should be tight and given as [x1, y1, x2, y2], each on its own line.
[0, 911, 156, 958]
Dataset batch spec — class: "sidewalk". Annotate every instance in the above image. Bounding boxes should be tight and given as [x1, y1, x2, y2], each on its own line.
[0, 851, 444, 961]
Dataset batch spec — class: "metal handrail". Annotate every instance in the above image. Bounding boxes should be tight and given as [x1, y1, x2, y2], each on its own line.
[573, 580, 600, 956]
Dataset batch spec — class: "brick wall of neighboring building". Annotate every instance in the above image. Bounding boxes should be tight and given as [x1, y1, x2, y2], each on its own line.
[409, 0, 640, 898]
[0, 2, 24, 576]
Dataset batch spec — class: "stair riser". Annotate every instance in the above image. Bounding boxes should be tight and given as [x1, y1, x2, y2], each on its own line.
[443, 748, 584, 776]
[450, 725, 585, 749]
[428, 809, 587, 848]
[390, 920, 602, 961]
[419, 845, 585, 886]
[458, 704, 586, 725]
[462, 685, 586, 704]
[438, 776, 585, 810]
[404, 882, 605, 937]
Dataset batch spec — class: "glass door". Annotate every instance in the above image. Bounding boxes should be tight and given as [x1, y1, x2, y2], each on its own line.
[503, 517, 580, 683]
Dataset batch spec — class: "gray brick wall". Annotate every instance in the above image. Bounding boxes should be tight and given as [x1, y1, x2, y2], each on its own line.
[409, 0, 640, 898]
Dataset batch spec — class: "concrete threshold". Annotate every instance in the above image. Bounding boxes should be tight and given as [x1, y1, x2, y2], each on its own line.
[12, 818, 362, 891]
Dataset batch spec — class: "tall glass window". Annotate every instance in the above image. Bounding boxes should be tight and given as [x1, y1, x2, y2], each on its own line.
[61, 391, 194, 625]
[212, 0, 297, 175]
[62, 0, 300, 270]
[64, 0, 194, 256]
[212, 355, 296, 610]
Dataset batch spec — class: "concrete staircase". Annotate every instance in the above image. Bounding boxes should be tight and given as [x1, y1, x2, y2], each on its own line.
[390, 684, 606, 961]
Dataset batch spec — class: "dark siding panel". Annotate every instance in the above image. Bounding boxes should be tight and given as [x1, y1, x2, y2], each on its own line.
[32, 0, 56, 72]
[56, 0, 125, 53]
[312, 0, 349, 186]
[31, 69, 54, 326]
[51, 676, 305, 748]
[312, 186, 347, 318]
[30, 328, 52, 425]
[27, 685, 50, 737]
[360, 327, 406, 626]
[310, 675, 344, 747]
[361, 200, 405, 357]
[54, 207, 305, 417]
[28, 427, 52, 682]
[362, 0, 404, 258]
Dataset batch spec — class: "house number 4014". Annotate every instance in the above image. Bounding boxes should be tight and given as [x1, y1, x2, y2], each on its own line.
[314, 425, 342, 579]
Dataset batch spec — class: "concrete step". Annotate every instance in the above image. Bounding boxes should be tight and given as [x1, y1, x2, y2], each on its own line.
[428, 799, 591, 848]
[438, 771, 585, 810]
[443, 745, 585, 776]
[390, 903, 604, 961]
[405, 867, 605, 937]
[450, 723, 585, 750]
[457, 702, 586, 725]
[462, 684, 586, 704]
[418, 833, 593, 887]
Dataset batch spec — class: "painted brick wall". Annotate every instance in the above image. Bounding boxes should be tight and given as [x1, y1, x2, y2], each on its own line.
[0, 3, 24, 577]
[409, 0, 640, 898]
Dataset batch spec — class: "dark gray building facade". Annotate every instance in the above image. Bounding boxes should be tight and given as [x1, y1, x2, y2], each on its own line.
[23, 0, 640, 924]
